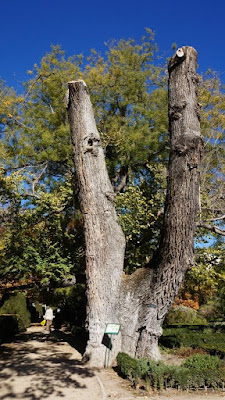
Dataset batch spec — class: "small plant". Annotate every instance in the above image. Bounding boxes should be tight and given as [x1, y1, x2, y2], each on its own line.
[116, 352, 141, 387]
[182, 353, 221, 370]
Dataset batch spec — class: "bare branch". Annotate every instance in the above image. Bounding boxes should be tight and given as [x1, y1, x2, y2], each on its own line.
[207, 215, 225, 222]
[49, 104, 55, 114]
[23, 191, 41, 199]
[31, 162, 48, 195]
[23, 75, 43, 101]
[197, 222, 225, 236]
[114, 172, 128, 193]
[113, 166, 128, 194]
[202, 207, 225, 214]
[23, 72, 54, 102]
[10, 115, 32, 130]
[4, 161, 50, 172]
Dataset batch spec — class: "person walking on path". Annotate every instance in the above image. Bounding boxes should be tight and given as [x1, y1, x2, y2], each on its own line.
[44, 306, 54, 333]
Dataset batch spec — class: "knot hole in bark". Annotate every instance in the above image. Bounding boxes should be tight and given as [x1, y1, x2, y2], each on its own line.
[173, 134, 203, 156]
[84, 134, 100, 156]
[169, 101, 187, 120]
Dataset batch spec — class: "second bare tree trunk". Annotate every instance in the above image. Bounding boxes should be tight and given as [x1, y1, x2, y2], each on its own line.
[119, 47, 203, 360]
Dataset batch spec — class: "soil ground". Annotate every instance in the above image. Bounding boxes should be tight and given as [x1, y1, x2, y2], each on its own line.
[0, 325, 225, 400]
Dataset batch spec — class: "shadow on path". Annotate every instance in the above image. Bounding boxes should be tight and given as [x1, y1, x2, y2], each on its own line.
[0, 328, 96, 400]
[11, 328, 87, 355]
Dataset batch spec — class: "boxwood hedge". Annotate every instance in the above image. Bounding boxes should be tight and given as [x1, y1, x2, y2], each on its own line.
[117, 352, 225, 392]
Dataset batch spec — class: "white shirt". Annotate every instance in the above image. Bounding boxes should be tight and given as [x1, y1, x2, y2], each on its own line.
[44, 308, 54, 320]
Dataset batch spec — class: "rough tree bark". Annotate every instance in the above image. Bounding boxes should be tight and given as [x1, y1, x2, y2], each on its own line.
[67, 80, 126, 366]
[67, 47, 203, 367]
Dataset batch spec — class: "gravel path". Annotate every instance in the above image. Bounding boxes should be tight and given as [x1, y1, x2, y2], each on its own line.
[0, 326, 225, 400]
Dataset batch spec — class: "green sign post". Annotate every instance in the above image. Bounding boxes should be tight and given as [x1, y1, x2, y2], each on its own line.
[104, 323, 120, 368]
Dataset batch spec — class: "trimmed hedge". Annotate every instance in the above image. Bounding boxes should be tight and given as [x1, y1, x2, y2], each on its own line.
[0, 292, 30, 328]
[164, 306, 207, 325]
[0, 314, 24, 343]
[182, 353, 221, 370]
[160, 325, 225, 356]
[117, 352, 225, 392]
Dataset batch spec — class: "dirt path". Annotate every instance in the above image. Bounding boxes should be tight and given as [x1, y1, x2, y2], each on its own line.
[0, 326, 225, 400]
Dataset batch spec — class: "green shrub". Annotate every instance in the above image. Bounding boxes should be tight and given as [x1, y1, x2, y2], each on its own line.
[0, 292, 30, 328]
[146, 360, 171, 391]
[165, 306, 207, 325]
[116, 352, 225, 392]
[182, 353, 221, 370]
[198, 302, 222, 322]
[116, 352, 141, 386]
[160, 326, 225, 356]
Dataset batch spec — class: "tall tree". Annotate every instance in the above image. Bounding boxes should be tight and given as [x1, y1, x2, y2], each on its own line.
[67, 46, 203, 367]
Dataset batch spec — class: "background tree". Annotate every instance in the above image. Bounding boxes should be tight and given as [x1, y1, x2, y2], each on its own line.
[197, 71, 225, 237]
[0, 32, 168, 283]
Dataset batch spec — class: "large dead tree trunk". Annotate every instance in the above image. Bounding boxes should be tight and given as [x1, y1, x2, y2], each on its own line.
[67, 47, 203, 368]
[118, 47, 203, 360]
[67, 80, 126, 366]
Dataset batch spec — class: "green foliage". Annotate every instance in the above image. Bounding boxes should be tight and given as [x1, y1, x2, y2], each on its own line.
[54, 284, 86, 328]
[3, 46, 81, 168]
[179, 243, 225, 314]
[116, 352, 142, 386]
[160, 325, 225, 356]
[182, 353, 221, 370]
[0, 31, 168, 281]
[0, 46, 85, 285]
[85, 30, 168, 176]
[0, 172, 85, 285]
[198, 301, 222, 321]
[164, 306, 207, 326]
[115, 182, 164, 272]
[117, 352, 225, 392]
[198, 72, 225, 237]
[0, 292, 30, 328]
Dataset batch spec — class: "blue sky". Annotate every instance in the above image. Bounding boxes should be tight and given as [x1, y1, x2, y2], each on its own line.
[1, 0, 225, 89]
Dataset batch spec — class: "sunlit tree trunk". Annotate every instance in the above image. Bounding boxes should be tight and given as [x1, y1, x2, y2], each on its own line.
[67, 80, 125, 366]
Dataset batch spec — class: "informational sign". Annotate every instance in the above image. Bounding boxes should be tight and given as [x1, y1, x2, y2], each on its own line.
[105, 323, 120, 335]
[104, 323, 121, 368]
